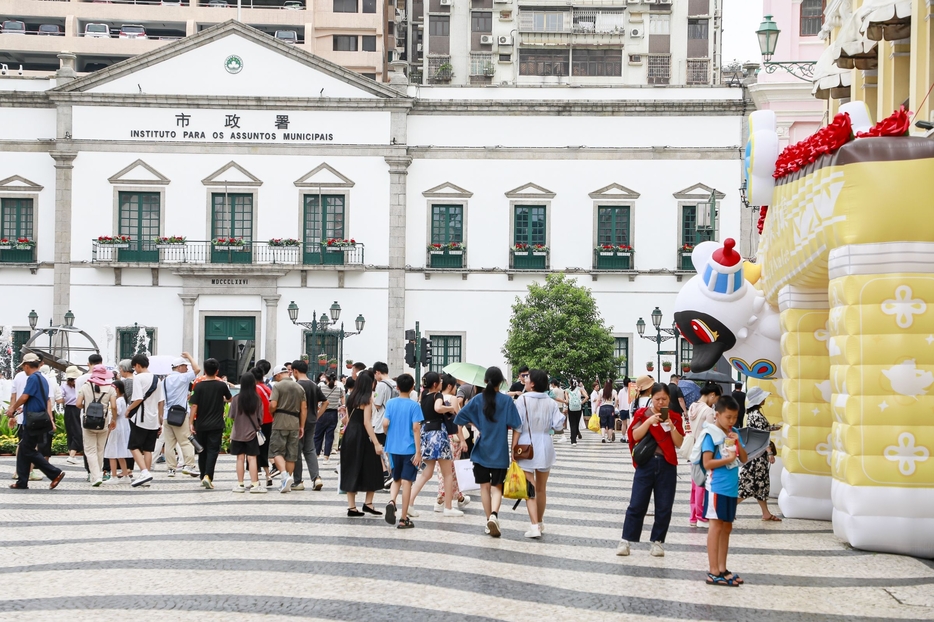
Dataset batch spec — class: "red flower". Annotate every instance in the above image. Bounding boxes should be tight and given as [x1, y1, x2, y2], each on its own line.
[857, 106, 912, 138]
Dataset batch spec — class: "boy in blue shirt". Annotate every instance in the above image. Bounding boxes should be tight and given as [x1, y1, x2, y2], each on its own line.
[701, 395, 747, 587]
[382, 374, 423, 529]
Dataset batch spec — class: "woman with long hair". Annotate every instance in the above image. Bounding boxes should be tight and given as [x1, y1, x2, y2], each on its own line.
[618, 383, 685, 558]
[409, 372, 462, 515]
[594, 379, 617, 443]
[340, 371, 384, 517]
[315, 373, 344, 464]
[228, 373, 266, 493]
[453, 366, 521, 537]
[631, 375, 655, 410]
[514, 369, 566, 538]
[432, 373, 471, 512]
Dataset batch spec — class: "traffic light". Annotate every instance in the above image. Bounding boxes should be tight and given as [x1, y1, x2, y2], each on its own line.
[405, 329, 416, 341]
[405, 341, 416, 368]
[420, 337, 432, 367]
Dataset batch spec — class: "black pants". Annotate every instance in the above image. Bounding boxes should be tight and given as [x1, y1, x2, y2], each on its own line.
[568, 410, 583, 443]
[196, 428, 223, 480]
[258, 422, 273, 470]
[64, 405, 84, 453]
[16, 427, 62, 488]
[315, 410, 338, 456]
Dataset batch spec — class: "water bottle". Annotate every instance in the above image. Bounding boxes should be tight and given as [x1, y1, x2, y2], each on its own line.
[188, 435, 204, 454]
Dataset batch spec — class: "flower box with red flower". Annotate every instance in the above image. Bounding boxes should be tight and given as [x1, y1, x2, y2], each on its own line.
[531, 244, 549, 256]
[0, 238, 11, 251]
[325, 238, 356, 251]
[446, 242, 465, 255]
[427, 243, 445, 255]
[155, 235, 187, 249]
[14, 237, 36, 250]
[97, 235, 131, 249]
[212, 237, 246, 250]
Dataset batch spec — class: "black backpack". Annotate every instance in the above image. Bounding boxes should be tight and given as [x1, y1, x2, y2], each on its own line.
[84, 388, 107, 431]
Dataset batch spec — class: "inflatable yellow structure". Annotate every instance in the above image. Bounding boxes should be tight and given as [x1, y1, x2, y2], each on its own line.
[675, 105, 934, 558]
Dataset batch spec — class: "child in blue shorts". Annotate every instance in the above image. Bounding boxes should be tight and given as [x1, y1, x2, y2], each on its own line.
[382, 373, 423, 529]
[701, 395, 748, 586]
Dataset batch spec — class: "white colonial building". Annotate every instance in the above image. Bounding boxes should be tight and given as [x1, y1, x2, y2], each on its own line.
[0, 20, 746, 380]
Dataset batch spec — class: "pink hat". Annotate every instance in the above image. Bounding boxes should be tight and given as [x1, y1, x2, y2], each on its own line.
[89, 364, 113, 387]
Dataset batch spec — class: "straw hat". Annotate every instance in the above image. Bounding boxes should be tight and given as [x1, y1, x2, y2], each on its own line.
[635, 375, 655, 392]
[65, 366, 81, 379]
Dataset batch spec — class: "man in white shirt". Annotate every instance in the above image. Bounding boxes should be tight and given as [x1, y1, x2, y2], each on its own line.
[159, 353, 199, 477]
[125, 354, 164, 487]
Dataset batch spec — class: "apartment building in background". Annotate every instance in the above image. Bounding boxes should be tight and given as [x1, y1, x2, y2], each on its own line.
[396, 0, 722, 86]
[0, 0, 392, 80]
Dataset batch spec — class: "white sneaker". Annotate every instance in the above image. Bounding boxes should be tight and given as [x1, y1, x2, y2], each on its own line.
[406, 508, 420, 517]
[616, 540, 631, 556]
[649, 542, 665, 557]
[250, 482, 267, 494]
[554, 434, 565, 443]
[443, 507, 464, 517]
[279, 474, 293, 493]
[91, 478, 103, 488]
[66, 456, 79, 465]
[232, 483, 246, 493]
[486, 515, 501, 538]
[524, 524, 542, 539]
[167, 469, 176, 478]
[538, 521, 544, 533]
[457, 495, 471, 509]
[433, 501, 444, 513]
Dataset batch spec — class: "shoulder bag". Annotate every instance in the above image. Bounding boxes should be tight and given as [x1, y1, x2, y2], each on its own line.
[512, 396, 535, 461]
[24, 375, 53, 435]
[630, 411, 659, 466]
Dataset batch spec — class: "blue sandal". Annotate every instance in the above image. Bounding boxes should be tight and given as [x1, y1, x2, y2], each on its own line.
[723, 570, 744, 585]
[706, 573, 727, 586]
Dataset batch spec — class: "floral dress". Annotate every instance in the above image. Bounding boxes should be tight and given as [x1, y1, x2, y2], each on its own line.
[738, 409, 771, 501]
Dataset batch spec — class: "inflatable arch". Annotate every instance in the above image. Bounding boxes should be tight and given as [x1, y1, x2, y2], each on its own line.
[674, 106, 934, 558]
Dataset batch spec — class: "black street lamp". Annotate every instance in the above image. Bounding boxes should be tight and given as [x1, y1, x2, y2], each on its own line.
[636, 307, 680, 378]
[287, 300, 365, 374]
[757, 15, 816, 81]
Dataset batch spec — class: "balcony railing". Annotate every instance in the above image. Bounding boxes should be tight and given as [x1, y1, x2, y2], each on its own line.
[0, 245, 36, 263]
[678, 248, 694, 271]
[593, 249, 633, 270]
[90, 240, 365, 267]
[686, 58, 711, 85]
[428, 248, 465, 269]
[511, 249, 548, 270]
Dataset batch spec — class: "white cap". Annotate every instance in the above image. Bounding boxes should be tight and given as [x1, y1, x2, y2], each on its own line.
[171, 357, 188, 368]
[272, 365, 289, 376]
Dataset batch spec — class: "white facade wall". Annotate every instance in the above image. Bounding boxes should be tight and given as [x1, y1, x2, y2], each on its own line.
[0, 24, 745, 380]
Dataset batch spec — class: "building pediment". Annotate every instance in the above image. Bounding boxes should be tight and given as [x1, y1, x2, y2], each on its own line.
[673, 183, 725, 200]
[202, 161, 262, 187]
[422, 182, 473, 199]
[504, 183, 556, 200]
[0, 175, 43, 193]
[294, 163, 355, 188]
[53, 21, 402, 101]
[108, 159, 171, 186]
[589, 183, 640, 200]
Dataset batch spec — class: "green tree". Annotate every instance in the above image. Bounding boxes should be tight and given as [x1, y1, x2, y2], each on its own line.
[503, 273, 619, 383]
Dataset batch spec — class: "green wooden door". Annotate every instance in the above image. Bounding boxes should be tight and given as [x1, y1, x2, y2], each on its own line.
[596, 206, 632, 269]
[303, 194, 345, 265]
[211, 193, 253, 264]
[429, 204, 464, 268]
[0, 198, 35, 263]
[205, 316, 256, 341]
[118, 192, 160, 262]
[513, 205, 546, 269]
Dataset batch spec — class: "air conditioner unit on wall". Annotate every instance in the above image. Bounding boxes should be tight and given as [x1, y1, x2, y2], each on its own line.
[630, 27, 643, 38]
[628, 54, 642, 65]
[480, 34, 494, 44]
[439, 0, 452, 5]
[498, 35, 513, 45]
[657, 0, 671, 4]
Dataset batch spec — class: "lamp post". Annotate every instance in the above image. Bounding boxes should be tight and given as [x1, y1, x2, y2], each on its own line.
[756, 15, 816, 81]
[287, 300, 365, 374]
[636, 307, 679, 379]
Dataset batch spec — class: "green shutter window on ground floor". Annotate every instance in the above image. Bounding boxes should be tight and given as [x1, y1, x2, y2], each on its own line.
[11, 330, 30, 367]
[212, 193, 253, 264]
[513, 205, 547, 269]
[117, 327, 156, 362]
[429, 335, 462, 374]
[0, 198, 35, 263]
[614, 337, 629, 378]
[305, 331, 341, 375]
[304, 194, 346, 266]
[118, 192, 160, 262]
[430, 204, 464, 268]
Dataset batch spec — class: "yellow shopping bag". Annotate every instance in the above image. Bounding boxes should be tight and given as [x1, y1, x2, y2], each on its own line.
[588, 413, 601, 433]
[503, 461, 529, 500]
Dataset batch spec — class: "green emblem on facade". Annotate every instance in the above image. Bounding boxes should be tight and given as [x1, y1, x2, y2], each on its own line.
[224, 55, 243, 74]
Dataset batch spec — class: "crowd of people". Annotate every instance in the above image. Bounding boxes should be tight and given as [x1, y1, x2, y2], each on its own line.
[5, 350, 782, 583]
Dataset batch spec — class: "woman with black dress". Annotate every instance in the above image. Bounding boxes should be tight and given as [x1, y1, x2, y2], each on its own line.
[340, 371, 385, 517]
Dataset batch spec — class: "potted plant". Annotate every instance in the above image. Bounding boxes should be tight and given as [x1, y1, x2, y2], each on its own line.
[447, 242, 465, 255]
[682, 362, 691, 373]
[268, 237, 300, 264]
[0, 238, 11, 250]
[597, 244, 616, 256]
[154, 235, 187, 262]
[317, 352, 328, 365]
[155, 235, 186, 248]
[435, 62, 453, 80]
[213, 237, 246, 249]
[14, 237, 35, 250]
[345, 358, 354, 369]
[97, 235, 131, 249]
[615, 244, 633, 254]
[531, 244, 549, 256]
[325, 238, 355, 252]
[646, 361, 654, 372]
[427, 243, 445, 255]
[662, 360, 672, 372]
[513, 243, 530, 254]
[328, 358, 339, 370]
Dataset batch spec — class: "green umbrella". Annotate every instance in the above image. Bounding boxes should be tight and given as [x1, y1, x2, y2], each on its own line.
[442, 362, 490, 387]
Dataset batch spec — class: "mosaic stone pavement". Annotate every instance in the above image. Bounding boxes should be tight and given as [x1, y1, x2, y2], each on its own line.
[2, 433, 933, 622]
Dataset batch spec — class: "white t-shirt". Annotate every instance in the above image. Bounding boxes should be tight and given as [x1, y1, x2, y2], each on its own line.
[372, 378, 393, 433]
[131, 372, 164, 430]
[12, 371, 27, 424]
